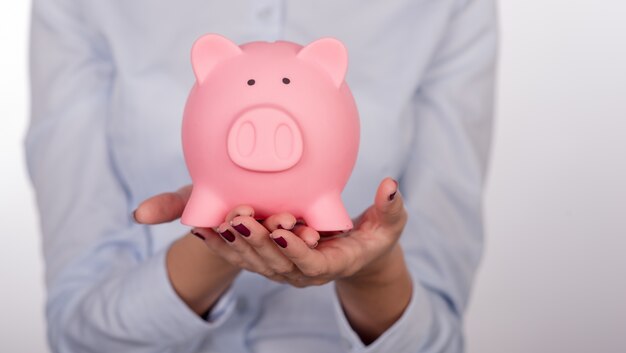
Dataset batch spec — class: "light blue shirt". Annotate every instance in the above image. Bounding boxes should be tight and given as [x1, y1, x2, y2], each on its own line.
[26, 0, 497, 352]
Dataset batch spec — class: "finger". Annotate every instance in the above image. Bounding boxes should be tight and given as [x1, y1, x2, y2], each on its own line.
[269, 229, 330, 277]
[225, 205, 255, 223]
[190, 227, 242, 265]
[232, 216, 297, 276]
[374, 177, 406, 229]
[191, 228, 288, 285]
[215, 221, 276, 277]
[134, 185, 192, 224]
[262, 213, 297, 232]
[292, 224, 321, 248]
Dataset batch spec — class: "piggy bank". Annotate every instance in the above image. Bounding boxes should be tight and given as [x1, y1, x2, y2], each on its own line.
[181, 34, 360, 231]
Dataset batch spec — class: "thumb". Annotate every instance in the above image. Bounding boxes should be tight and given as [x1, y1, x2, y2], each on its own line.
[373, 177, 405, 228]
[133, 185, 192, 225]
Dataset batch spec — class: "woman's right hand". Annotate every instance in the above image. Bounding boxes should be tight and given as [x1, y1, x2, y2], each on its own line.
[133, 185, 193, 225]
[134, 185, 242, 317]
[132, 185, 321, 315]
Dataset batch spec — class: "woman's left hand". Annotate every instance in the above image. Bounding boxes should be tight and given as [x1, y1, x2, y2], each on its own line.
[191, 177, 412, 343]
[192, 177, 408, 288]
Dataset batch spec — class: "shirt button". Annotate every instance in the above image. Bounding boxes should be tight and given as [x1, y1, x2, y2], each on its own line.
[256, 6, 275, 21]
[236, 297, 248, 314]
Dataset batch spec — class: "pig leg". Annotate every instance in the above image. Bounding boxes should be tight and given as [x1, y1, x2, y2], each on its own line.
[304, 193, 353, 232]
[181, 188, 227, 228]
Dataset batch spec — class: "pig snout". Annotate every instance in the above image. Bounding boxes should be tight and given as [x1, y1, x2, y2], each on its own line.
[227, 107, 303, 172]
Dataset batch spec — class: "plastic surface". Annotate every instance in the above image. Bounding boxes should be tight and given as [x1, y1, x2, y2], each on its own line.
[181, 34, 360, 231]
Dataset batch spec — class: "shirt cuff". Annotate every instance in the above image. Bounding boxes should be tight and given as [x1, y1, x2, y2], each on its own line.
[121, 246, 237, 343]
[331, 277, 434, 353]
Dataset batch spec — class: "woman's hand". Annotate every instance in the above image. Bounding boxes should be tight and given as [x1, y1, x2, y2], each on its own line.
[133, 185, 193, 224]
[190, 178, 412, 343]
[190, 177, 407, 288]
[134, 186, 241, 317]
[136, 178, 412, 341]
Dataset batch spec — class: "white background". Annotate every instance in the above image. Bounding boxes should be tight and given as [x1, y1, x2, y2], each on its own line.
[1, 1, 625, 352]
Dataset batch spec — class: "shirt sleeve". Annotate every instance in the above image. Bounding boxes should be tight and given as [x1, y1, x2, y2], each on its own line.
[332, 0, 498, 351]
[26, 0, 236, 351]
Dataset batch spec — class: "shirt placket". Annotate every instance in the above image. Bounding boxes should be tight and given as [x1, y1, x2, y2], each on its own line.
[249, 0, 285, 40]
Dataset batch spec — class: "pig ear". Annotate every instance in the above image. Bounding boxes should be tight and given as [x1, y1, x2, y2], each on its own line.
[191, 34, 242, 84]
[297, 38, 348, 88]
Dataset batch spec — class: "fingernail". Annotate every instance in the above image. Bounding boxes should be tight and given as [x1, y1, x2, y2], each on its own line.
[232, 223, 250, 237]
[191, 229, 205, 240]
[271, 235, 288, 248]
[388, 179, 398, 201]
[219, 229, 236, 242]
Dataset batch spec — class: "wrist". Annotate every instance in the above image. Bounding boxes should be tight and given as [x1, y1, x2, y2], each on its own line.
[334, 244, 413, 344]
[167, 233, 240, 315]
[337, 244, 408, 289]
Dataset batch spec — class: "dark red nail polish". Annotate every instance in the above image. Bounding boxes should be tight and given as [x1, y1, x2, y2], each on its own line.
[272, 236, 288, 248]
[219, 229, 236, 242]
[191, 230, 205, 240]
[389, 179, 399, 201]
[233, 223, 250, 237]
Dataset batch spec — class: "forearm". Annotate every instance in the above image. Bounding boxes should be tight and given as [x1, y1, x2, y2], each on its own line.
[48, 245, 238, 352]
[167, 233, 241, 316]
[335, 244, 413, 344]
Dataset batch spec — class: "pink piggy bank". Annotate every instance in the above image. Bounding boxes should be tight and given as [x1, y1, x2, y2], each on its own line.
[181, 34, 360, 231]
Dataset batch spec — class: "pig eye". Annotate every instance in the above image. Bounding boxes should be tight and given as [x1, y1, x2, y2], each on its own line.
[282, 77, 291, 85]
[247, 79, 256, 86]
